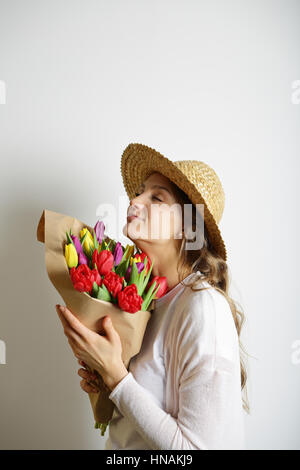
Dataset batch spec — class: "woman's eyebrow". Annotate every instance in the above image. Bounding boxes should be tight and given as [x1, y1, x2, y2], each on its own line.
[140, 183, 172, 195]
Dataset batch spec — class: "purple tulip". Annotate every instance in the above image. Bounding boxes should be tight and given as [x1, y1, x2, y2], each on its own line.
[71, 235, 84, 255]
[125, 262, 145, 282]
[71, 235, 89, 265]
[94, 220, 105, 245]
[113, 242, 123, 266]
[78, 252, 89, 265]
[136, 262, 145, 273]
[125, 267, 131, 283]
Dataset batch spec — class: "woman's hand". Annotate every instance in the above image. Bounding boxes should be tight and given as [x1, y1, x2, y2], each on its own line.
[55, 304, 129, 391]
[77, 359, 100, 394]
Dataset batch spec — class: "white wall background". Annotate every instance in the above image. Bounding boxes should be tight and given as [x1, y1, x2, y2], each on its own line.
[0, 0, 299, 450]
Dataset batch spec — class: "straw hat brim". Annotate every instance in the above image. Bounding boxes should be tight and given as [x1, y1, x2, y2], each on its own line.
[120, 143, 227, 261]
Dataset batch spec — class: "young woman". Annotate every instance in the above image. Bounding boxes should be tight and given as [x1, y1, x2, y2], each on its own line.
[57, 143, 248, 450]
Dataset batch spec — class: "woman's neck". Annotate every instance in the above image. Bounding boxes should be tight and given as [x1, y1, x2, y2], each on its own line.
[136, 242, 187, 291]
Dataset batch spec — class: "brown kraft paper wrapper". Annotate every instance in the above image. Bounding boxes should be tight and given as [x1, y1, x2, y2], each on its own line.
[36, 209, 154, 434]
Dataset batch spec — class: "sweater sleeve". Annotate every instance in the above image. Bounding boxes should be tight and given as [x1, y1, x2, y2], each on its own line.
[108, 289, 243, 450]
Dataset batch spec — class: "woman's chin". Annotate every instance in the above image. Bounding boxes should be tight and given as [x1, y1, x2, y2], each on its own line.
[123, 219, 143, 237]
[122, 223, 128, 237]
[122, 223, 140, 241]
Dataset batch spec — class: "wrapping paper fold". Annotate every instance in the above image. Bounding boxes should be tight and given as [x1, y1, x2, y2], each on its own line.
[36, 209, 154, 432]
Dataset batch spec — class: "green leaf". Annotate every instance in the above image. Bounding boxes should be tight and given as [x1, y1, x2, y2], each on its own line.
[129, 260, 139, 288]
[80, 230, 88, 247]
[106, 239, 113, 251]
[66, 231, 75, 247]
[115, 255, 130, 278]
[137, 256, 147, 295]
[124, 257, 131, 279]
[91, 282, 99, 298]
[115, 259, 126, 277]
[141, 281, 159, 310]
[100, 238, 106, 251]
[92, 228, 99, 251]
[97, 284, 112, 302]
[119, 245, 130, 265]
[142, 259, 154, 292]
[110, 294, 118, 304]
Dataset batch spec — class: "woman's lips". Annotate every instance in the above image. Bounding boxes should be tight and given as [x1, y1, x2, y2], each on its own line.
[127, 215, 143, 222]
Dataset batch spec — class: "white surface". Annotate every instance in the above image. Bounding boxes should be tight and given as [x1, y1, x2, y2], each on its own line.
[0, 0, 299, 450]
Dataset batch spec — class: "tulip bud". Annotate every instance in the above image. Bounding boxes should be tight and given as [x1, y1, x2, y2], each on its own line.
[80, 228, 94, 257]
[65, 243, 78, 268]
[147, 276, 168, 299]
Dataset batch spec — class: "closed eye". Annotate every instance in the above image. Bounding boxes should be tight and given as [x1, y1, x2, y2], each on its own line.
[134, 191, 162, 202]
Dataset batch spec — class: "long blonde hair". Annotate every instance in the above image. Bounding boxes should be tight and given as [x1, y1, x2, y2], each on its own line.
[172, 183, 250, 414]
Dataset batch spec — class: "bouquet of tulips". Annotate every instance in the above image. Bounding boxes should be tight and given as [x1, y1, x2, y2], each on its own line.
[64, 220, 167, 313]
[36, 209, 168, 436]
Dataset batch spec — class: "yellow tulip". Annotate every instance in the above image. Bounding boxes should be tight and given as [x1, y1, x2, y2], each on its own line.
[80, 228, 94, 256]
[65, 243, 78, 268]
[130, 255, 141, 266]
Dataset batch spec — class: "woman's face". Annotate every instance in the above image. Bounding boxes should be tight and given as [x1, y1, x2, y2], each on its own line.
[123, 172, 183, 248]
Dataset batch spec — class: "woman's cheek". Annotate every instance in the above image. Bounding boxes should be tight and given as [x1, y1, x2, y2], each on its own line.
[171, 211, 182, 240]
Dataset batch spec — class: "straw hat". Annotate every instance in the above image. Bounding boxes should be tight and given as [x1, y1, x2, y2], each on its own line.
[120, 143, 227, 261]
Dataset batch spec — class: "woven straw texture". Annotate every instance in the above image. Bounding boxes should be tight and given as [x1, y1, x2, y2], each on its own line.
[120, 142, 227, 261]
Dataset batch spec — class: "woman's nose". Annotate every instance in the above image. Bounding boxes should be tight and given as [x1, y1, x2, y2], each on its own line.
[130, 193, 143, 205]
[129, 200, 145, 217]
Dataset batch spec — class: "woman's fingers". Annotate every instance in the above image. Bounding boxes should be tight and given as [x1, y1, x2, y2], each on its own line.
[80, 378, 99, 394]
[78, 359, 86, 368]
[78, 367, 97, 381]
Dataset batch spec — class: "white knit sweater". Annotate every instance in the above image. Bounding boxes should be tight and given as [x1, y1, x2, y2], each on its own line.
[104, 271, 245, 450]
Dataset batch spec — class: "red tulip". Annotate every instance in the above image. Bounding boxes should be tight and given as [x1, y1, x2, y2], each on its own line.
[117, 284, 143, 313]
[92, 249, 114, 276]
[91, 268, 102, 286]
[147, 276, 168, 299]
[70, 264, 101, 293]
[103, 272, 124, 298]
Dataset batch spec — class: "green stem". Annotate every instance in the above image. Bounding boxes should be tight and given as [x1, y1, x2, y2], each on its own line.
[94, 421, 108, 436]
